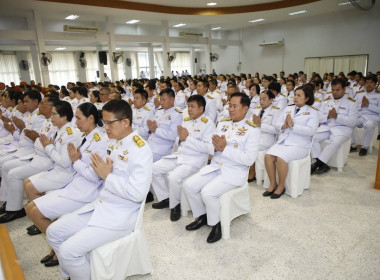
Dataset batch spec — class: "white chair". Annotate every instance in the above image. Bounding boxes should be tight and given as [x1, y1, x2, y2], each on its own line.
[181, 188, 191, 217]
[220, 182, 251, 239]
[353, 126, 378, 153]
[90, 200, 153, 280]
[321, 138, 351, 172]
[254, 150, 267, 185]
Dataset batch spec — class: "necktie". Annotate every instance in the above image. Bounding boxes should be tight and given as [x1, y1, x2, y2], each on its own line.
[53, 132, 58, 141]
[295, 108, 300, 115]
[259, 109, 265, 119]
[80, 137, 87, 147]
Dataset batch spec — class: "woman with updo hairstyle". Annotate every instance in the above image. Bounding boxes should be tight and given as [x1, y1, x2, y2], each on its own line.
[89, 90, 103, 110]
[25, 102, 107, 267]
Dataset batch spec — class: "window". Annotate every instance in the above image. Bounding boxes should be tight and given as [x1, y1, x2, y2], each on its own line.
[138, 52, 149, 78]
[85, 52, 99, 82]
[27, 52, 36, 82]
[0, 53, 20, 86]
[49, 52, 78, 86]
[170, 52, 191, 76]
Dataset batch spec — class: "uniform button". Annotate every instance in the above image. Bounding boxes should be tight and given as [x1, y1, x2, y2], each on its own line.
[99, 199, 103, 203]
[220, 163, 223, 166]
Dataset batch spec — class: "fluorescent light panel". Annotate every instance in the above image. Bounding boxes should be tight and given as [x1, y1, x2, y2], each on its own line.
[173, 23, 186, 27]
[207, 2, 217, 6]
[116, 48, 121, 50]
[249, 18, 265, 23]
[55, 47, 66, 50]
[65, 15, 79, 20]
[211, 27, 222, 30]
[289, 10, 307, 16]
[126, 19, 140, 24]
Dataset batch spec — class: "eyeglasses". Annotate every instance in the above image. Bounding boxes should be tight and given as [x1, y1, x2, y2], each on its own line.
[102, 118, 127, 126]
[51, 112, 59, 116]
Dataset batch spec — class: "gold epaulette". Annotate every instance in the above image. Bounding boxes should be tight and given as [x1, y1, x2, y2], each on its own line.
[184, 117, 191, 121]
[132, 135, 145, 148]
[255, 105, 261, 109]
[9, 108, 13, 112]
[93, 133, 101, 142]
[66, 127, 73, 135]
[272, 106, 279, 110]
[246, 120, 257, 127]
[347, 96, 355, 102]
[201, 116, 208, 123]
[311, 106, 318, 111]
[315, 98, 321, 102]
[357, 90, 364, 93]
[83, 98, 86, 102]
[207, 95, 214, 99]
[37, 111, 40, 115]
[281, 93, 286, 97]
[220, 118, 231, 122]
[144, 106, 151, 111]
[175, 108, 182, 114]
[323, 96, 331, 102]
[216, 90, 221, 94]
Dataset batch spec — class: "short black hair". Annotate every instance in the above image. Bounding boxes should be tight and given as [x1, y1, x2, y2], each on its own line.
[209, 79, 217, 86]
[78, 102, 102, 127]
[230, 92, 250, 108]
[103, 99, 132, 125]
[260, 90, 275, 99]
[78, 86, 88, 97]
[24, 90, 42, 103]
[44, 94, 60, 106]
[286, 80, 296, 87]
[198, 80, 209, 88]
[54, 101, 73, 122]
[365, 74, 377, 83]
[134, 88, 148, 100]
[331, 78, 346, 88]
[7, 90, 22, 103]
[296, 85, 314, 106]
[268, 82, 281, 93]
[249, 83, 260, 94]
[187, 95, 206, 113]
[159, 88, 175, 98]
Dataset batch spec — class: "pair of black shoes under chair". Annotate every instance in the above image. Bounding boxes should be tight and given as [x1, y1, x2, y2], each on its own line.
[152, 198, 181, 222]
[40, 253, 59, 267]
[262, 187, 285, 199]
[311, 159, 330, 175]
[350, 146, 368, 156]
[186, 214, 222, 243]
[0, 202, 26, 223]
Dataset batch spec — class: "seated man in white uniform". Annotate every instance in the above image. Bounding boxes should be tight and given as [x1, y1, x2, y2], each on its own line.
[46, 99, 153, 280]
[183, 92, 260, 243]
[147, 88, 183, 162]
[132, 89, 153, 140]
[151, 95, 215, 221]
[311, 78, 358, 174]
[350, 75, 380, 156]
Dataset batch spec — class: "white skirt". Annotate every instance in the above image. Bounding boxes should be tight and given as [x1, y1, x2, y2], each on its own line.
[29, 169, 74, 193]
[266, 143, 309, 163]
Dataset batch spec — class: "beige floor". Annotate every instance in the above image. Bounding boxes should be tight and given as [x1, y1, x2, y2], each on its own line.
[5, 147, 380, 280]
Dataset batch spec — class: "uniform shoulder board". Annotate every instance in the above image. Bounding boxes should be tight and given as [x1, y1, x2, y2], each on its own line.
[327, 91, 332, 94]
[66, 127, 73, 135]
[357, 90, 364, 93]
[143, 106, 151, 111]
[9, 108, 13, 112]
[281, 93, 286, 97]
[216, 90, 221, 94]
[93, 133, 101, 142]
[201, 116, 208, 123]
[132, 135, 145, 148]
[272, 106, 279, 110]
[207, 95, 214, 99]
[323, 96, 331, 101]
[246, 120, 257, 128]
[311, 106, 318, 111]
[255, 105, 261, 109]
[347, 96, 355, 102]
[184, 116, 191, 121]
[175, 108, 182, 114]
[37, 111, 40, 115]
[220, 117, 232, 122]
[315, 98, 321, 102]
[83, 98, 86, 101]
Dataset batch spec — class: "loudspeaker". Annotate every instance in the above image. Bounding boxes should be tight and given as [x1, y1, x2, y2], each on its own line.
[98, 51, 107, 65]
[195, 58, 197, 63]
[80, 52, 85, 59]
[96, 71, 99, 78]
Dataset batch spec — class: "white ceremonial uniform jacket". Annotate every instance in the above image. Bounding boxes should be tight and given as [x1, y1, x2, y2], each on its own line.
[247, 95, 260, 118]
[317, 95, 358, 137]
[200, 117, 260, 186]
[287, 90, 295, 105]
[275, 105, 319, 149]
[252, 105, 281, 150]
[59, 127, 107, 203]
[209, 89, 224, 113]
[204, 93, 218, 123]
[174, 90, 187, 110]
[273, 93, 288, 112]
[165, 114, 215, 168]
[132, 106, 153, 140]
[0, 107, 19, 144]
[79, 132, 153, 231]
[73, 97, 90, 111]
[354, 90, 380, 122]
[44, 122, 81, 174]
[148, 107, 183, 156]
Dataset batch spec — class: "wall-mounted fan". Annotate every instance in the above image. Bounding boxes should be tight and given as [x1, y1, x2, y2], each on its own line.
[126, 58, 134, 67]
[19, 60, 30, 71]
[112, 52, 123, 64]
[210, 53, 219, 62]
[167, 52, 176, 63]
[41, 53, 52, 66]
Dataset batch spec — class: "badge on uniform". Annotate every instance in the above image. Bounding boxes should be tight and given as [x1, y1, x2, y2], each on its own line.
[118, 155, 128, 162]
[165, 115, 172, 120]
[58, 138, 62, 143]
[123, 150, 128, 155]
[194, 129, 200, 132]
[234, 144, 238, 148]
[108, 144, 114, 150]
[45, 127, 50, 132]
[221, 125, 228, 132]
[85, 149, 92, 153]
[339, 106, 346, 109]
[303, 112, 310, 115]
[236, 127, 248, 136]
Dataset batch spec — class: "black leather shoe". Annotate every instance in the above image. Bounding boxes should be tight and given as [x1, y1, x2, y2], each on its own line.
[186, 214, 207, 231]
[350, 146, 358, 153]
[311, 161, 319, 175]
[263, 189, 275, 197]
[247, 177, 256, 183]
[152, 198, 169, 209]
[170, 204, 181, 222]
[0, 209, 26, 223]
[270, 188, 286, 199]
[27, 225, 42, 236]
[145, 191, 154, 203]
[0, 202, 6, 215]
[40, 254, 54, 264]
[207, 222, 222, 243]
[314, 163, 331, 175]
[359, 148, 367, 156]
[26, 224, 35, 231]
[44, 258, 59, 267]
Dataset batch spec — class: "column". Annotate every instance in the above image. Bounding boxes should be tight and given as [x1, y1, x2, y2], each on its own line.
[106, 16, 119, 82]
[162, 20, 170, 77]
[97, 46, 104, 82]
[148, 44, 155, 79]
[33, 9, 50, 86]
[190, 47, 196, 76]
[205, 27, 212, 75]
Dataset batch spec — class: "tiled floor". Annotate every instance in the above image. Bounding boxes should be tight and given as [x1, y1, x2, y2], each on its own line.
[5, 147, 380, 280]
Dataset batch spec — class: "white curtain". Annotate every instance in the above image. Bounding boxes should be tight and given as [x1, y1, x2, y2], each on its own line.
[0, 53, 20, 86]
[154, 52, 163, 77]
[304, 58, 320, 79]
[131, 52, 138, 79]
[170, 52, 190, 75]
[26, 52, 36, 82]
[49, 52, 78, 86]
[334, 56, 350, 75]
[117, 59, 125, 81]
[85, 52, 99, 82]
[319, 57, 334, 75]
[349, 55, 367, 74]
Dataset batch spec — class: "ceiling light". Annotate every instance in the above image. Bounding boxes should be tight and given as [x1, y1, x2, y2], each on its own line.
[116, 48, 121, 50]
[211, 27, 222, 30]
[126, 19, 140, 24]
[55, 47, 66, 50]
[289, 10, 307, 16]
[65, 15, 79, 20]
[207, 2, 217, 6]
[249, 18, 265, 23]
[173, 23, 186, 28]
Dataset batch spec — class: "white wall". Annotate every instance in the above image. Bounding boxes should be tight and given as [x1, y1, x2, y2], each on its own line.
[214, 5, 380, 76]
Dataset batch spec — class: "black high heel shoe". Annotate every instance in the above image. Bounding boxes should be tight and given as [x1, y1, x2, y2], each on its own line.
[263, 186, 277, 197]
[270, 188, 286, 199]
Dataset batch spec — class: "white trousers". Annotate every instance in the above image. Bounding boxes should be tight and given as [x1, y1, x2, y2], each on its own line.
[355, 117, 378, 148]
[46, 210, 129, 280]
[152, 157, 198, 208]
[312, 131, 349, 164]
[183, 169, 237, 226]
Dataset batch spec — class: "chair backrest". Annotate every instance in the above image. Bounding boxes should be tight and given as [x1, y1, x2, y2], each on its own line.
[134, 200, 146, 232]
[308, 133, 317, 156]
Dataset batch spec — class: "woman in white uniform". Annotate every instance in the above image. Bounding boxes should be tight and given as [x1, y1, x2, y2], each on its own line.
[25, 102, 107, 267]
[264, 85, 319, 199]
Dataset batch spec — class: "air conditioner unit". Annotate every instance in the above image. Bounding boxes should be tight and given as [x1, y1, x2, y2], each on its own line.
[64, 25, 99, 33]
[259, 40, 284, 47]
[179, 32, 203, 37]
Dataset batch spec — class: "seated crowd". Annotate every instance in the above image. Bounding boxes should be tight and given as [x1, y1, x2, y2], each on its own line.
[0, 69, 380, 280]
